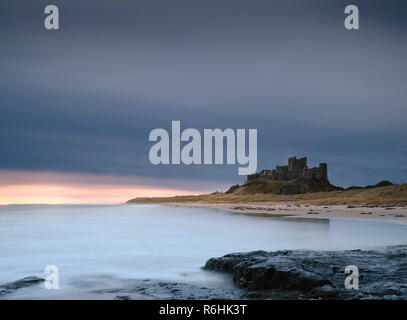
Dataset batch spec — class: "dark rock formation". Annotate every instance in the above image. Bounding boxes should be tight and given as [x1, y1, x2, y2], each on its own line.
[0, 276, 44, 296]
[232, 177, 340, 196]
[203, 246, 407, 299]
[2, 247, 406, 300]
[94, 279, 245, 300]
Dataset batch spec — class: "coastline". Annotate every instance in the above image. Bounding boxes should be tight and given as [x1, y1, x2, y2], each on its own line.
[149, 202, 407, 224]
[126, 184, 407, 224]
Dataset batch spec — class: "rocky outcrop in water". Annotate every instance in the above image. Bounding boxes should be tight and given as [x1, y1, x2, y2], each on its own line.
[2, 246, 406, 300]
[203, 245, 407, 299]
[0, 276, 44, 297]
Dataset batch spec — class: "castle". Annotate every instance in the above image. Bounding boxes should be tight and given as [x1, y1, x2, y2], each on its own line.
[247, 157, 328, 182]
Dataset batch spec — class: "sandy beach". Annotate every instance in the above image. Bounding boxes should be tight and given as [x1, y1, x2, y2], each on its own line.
[158, 202, 407, 224]
[127, 183, 407, 223]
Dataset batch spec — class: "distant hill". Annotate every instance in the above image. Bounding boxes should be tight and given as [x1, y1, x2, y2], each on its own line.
[344, 180, 393, 190]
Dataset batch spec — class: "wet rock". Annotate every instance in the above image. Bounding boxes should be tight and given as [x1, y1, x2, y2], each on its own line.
[203, 246, 407, 299]
[0, 277, 45, 296]
[93, 279, 245, 300]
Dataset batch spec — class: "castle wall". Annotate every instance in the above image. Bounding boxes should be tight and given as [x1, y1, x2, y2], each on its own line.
[247, 157, 328, 182]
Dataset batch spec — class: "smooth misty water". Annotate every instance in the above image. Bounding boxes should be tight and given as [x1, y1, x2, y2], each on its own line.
[0, 204, 406, 299]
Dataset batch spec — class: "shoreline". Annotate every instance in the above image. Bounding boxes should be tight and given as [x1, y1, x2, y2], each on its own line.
[147, 202, 407, 224]
[4, 245, 406, 300]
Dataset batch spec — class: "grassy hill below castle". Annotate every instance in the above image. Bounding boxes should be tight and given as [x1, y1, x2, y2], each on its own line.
[127, 180, 407, 206]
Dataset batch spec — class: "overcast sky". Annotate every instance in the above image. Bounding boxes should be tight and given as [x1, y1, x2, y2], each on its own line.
[0, 0, 406, 196]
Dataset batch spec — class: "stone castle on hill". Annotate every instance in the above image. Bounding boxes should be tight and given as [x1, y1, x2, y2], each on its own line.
[247, 157, 328, 182]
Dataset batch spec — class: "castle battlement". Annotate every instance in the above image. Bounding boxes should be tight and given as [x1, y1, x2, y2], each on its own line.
[247, 157, 328, 182]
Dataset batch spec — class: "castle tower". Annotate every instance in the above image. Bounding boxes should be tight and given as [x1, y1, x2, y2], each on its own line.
[288, 157, 307, 171]
[288, 157, 296, 171]
[319, 163, 328, 181]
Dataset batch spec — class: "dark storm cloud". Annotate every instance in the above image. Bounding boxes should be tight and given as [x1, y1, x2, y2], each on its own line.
[0, 0, 406, 188]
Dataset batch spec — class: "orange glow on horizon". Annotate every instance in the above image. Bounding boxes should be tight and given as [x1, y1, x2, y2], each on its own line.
[0, 170, 203, 204]
[0, 184, 198, 204]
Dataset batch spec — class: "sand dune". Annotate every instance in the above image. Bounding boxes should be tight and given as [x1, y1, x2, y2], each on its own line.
[127, 184, 407, 206]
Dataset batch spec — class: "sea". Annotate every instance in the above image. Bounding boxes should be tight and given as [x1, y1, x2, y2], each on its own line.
[0, 204, 406, 299]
